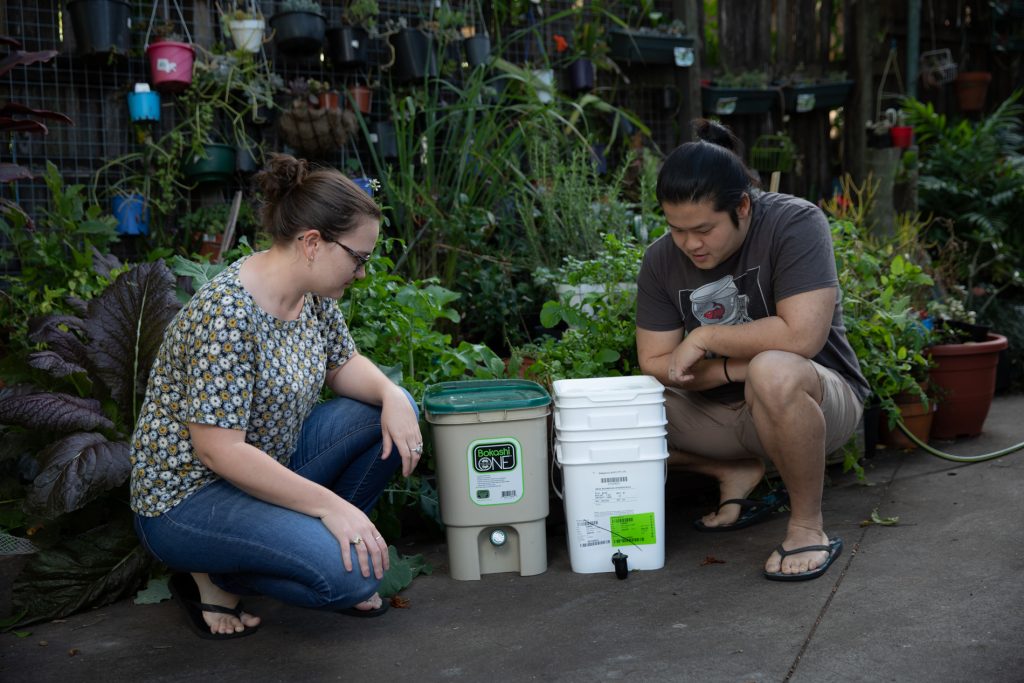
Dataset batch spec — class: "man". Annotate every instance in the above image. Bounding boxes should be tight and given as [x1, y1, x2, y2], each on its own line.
[635, 121, 869, 581]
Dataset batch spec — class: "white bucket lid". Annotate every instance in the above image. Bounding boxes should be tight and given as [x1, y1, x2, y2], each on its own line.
[554, 423, 666, 442]
[553, 411, 666, 433]
[552, 375, 665, 405]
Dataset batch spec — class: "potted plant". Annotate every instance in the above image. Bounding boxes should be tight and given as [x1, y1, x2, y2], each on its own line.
[326, 0, 377, 67]
[270, 0, 327, 57]
[221, 3, 266, 54]
[463, 0, 491, 69]
[781, 70, 855, 114]
[278, 78, 357, 158]
[701, 70, 777, 116]
[126, 82, 160, 123]
[144, 17, 196, 94]
[180, 202, 257, 259]
[607, 1, 694, 67]
[389, 17, 439, 83]
[66, 0, 131, 61]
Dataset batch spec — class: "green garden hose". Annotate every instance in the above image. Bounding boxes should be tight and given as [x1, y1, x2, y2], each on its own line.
[897, 421, 1024, 463]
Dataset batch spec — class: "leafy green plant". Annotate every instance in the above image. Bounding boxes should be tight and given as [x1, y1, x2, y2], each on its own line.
[0, 163, 124, 351]
[342, 0, 379, 29]
[902, 91, 1024, 318]
[0, 261, 181, 625]
[277, 0, 322, 14]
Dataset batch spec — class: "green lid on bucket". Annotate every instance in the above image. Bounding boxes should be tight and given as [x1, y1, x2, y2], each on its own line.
[423, 379, 551, 414]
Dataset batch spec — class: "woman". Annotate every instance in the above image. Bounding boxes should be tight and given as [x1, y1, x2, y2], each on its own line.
[130, 154, 422, 638]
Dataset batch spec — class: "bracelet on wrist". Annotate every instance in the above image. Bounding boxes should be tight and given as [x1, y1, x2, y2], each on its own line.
[723, 356, 732, 383]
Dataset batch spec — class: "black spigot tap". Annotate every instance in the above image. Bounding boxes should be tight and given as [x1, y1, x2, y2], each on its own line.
[611, 551, 629, 579]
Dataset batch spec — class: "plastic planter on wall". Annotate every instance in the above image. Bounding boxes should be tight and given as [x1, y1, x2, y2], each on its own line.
[701, 85, 777, 116]
[270, 10, 327, 57]
[352, 177, 374, 197]
[782, 80, 854, 113]
[127, 84, 160, 123]
[112, 193, 149, 236]
[66, 0, 131, 61]
[464, 34, 491, 68]
[390, 28, 438, 83]
[608, 28, 695, 67]
[146, 40, 195, 94]
[326, 25, 368, 67]
[182, 144, 236, 185]
[228, 18, 265, 53]
[566, 58, 595, 94]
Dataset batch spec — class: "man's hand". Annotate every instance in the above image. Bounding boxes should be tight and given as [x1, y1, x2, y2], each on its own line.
[668, 328, 709, 382]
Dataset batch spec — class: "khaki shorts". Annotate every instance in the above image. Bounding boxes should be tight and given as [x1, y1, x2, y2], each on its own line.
[664, 361, 863, 461]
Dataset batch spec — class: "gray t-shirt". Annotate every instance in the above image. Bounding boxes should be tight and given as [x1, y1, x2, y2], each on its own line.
[636, 192, 869, 404]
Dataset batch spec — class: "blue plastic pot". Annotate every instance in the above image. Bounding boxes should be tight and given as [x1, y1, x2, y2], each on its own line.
[112, 193, 149, 236]
[352, 177, 374, 197]
[127, 90, 160, 122]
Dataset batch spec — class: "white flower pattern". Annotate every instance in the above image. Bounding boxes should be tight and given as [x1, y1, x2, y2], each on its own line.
[129, 256, 355, 516]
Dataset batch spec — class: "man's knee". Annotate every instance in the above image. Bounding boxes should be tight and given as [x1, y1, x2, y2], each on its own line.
[745, 351, 820, 405]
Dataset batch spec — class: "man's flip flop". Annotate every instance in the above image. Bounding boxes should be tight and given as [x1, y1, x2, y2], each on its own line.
[692, 489, 789, 532]
[763, 536, 844, 582]
[168, 573, 260, 640]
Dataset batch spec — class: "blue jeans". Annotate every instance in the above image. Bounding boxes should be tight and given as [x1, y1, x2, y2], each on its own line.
[134, 392, 416, 610]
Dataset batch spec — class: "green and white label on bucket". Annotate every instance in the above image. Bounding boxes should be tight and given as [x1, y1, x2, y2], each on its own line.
[609, 512, 657, 547]
[467, 437, 524, 506]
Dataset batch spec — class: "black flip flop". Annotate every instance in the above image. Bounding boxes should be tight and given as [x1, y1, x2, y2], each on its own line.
[168, 573, 260, 640]
[692, 489, 790, 532]
[763, 536, 844, 582]
[338, 599, 390, 618]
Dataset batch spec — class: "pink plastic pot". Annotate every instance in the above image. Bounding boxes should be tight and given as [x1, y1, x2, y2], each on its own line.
[890, 126, 913, 149]
[146, 40, 195, 94]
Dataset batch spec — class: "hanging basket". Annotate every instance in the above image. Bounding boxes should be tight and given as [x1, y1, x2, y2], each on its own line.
[750, 134, 796, 173]
[279, 101, 357, 158]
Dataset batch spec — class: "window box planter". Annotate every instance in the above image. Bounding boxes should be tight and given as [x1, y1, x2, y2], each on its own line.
[326, 25, 368, 66]
[66, 0, 131, 61]
[782, 79, 854, 113]
[182, 143, 236, 185]
[701, 84, 779, 116]
[608, 27, 695, 67]
[270, 9, 327, 57]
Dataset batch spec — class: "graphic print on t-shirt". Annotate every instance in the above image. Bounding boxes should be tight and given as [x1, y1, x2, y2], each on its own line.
[677, 268, 769, 330]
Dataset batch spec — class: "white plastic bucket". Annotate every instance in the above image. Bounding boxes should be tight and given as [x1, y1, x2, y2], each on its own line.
[553, 375, 666, 430]
[555, 443, 667, 573]
[554, 422, 667, 463]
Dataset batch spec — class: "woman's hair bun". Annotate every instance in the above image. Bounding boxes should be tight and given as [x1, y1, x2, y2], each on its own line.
[692, 118, 744, 157]
[255, 153, 310, 205]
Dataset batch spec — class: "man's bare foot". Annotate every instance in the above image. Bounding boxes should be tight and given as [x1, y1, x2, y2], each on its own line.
[698, 458, 766, 528]
[351, 592, 383, 612]
[191, 573, 261, 635]
[764, 525, 830, 575]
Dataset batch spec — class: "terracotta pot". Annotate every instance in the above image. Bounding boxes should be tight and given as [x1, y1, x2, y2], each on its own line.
[879, 397, 935, 450]
[349, 85, 372, 114]
[955, 71, 992, 112]
[927, 333, 1008, 438]
[317, 91, 341, 111]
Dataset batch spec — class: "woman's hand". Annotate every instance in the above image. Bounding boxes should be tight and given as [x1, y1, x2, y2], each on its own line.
[320, 501, 390, 579]
[380, 386, 423, 477]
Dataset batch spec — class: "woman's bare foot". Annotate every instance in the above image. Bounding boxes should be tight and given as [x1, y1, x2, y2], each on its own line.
[763, 524, 830, 575]
[698, 458, 766, 528]
[191, 573, 261, 635]
[351, 592, 383, 612]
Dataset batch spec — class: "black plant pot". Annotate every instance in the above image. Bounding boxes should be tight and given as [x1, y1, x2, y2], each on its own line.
[390, 28, 438, 83]
[270, 10, 326, 57]
[566, 58, 595, 93]
[236, 146, 259, 174]
[464, 34, 491, 68]
[372, 121, 398, 160]
[66, 0, 131, 61]
[326, 25, 368, 67]
[862, 400, 881, 459]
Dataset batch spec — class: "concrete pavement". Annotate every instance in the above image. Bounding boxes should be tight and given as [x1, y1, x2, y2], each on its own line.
[3, 395, 1023, 682]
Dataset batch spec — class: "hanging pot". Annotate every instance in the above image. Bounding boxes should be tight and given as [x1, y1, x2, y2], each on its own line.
[372, 121, 398, 160]
[351, 177, 375, 197]
[228, 18, 266, 53]
[566, 58, 595, 94]
[270, 10, 327, 57]
[390, 28, 438, 83]
[127, 84, 160, 123]
[182, 143, 237, 185]
[146, 40, 195, 94]
[236, 146, 259, 174]
[464, 34, 491, 68]
[326, 25, 368, 67]
[349, 84, 372, 115]
[66, 0, 131, 61]
[955, 71, 992, 112]
[112, 193, 150, 236]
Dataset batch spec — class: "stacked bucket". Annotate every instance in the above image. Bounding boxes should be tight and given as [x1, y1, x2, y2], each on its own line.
[552, 376, 669, 573]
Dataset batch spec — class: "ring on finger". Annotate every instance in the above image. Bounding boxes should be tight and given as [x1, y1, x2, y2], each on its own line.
[412, 442, 423, 454]
[352, 536, 363, 546]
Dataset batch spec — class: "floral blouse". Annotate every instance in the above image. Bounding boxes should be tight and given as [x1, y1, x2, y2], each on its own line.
[129, 255, 355, 516]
